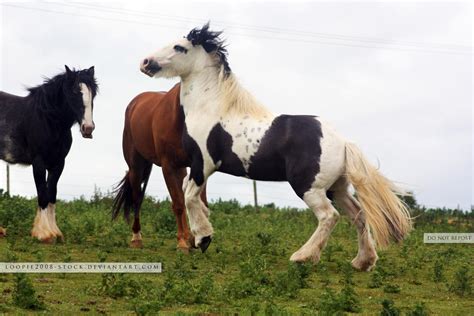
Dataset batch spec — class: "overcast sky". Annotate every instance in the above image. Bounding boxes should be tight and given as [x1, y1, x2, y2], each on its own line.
[0, 1, 472, 210]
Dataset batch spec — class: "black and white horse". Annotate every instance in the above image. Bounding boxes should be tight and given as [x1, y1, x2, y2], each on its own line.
[140, 24, 412, 270]
[0, 66, 98, 242]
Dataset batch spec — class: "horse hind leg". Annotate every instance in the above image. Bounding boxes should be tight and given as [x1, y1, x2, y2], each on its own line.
[131, 213, 143, 248]
[290, 188, 340, 263]
[128, 158, 152, 249]
[332, 177, 378, 271]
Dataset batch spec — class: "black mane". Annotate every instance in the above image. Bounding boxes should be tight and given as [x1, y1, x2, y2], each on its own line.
[186, 22, 231, 77]
[26, 67, 98, 127]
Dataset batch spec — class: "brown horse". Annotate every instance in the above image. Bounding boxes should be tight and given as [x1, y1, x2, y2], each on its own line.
[112, 83, 207, 251]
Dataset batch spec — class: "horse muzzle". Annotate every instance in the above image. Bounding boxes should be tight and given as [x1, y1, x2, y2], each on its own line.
[81, 122, 95, 139]
[140, 58, 161, 77]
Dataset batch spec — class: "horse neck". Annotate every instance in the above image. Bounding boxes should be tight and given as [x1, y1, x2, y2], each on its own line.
[180, 67, 221, 117]
[180, 68, 273, 122]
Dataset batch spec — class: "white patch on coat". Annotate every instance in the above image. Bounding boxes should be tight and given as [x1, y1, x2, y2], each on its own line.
[311, 118, 346, 190]
[220, 114, 273, 172]
[79, 83, 93, 126]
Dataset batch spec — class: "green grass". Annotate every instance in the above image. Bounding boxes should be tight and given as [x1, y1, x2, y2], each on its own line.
[0, 193, 473, 315]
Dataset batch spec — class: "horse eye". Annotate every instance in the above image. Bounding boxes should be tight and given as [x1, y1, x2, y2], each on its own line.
[173, 45, 188, 54]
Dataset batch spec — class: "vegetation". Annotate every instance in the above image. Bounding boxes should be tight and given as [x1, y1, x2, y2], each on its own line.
[0, 191, 472, 314]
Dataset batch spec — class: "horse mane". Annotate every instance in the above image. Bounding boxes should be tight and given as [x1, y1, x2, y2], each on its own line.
[25, 68, 98, 124]
[217, 70, 272, 118]
[27, 73, 67, 107]
[186, 22, 231, 77]
[27, 69, 98, 100]
[186, 23, 271, 118]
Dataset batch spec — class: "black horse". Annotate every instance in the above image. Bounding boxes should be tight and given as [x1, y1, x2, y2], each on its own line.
[0, 65, 98, 242]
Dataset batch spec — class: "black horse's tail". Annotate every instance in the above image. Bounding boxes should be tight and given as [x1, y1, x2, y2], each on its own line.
[112, 165, 152, 222]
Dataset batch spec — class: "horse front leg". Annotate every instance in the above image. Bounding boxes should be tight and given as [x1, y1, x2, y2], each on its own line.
[46, 160, 65, 241]
[31, 157, 55, 243]
[184, 165, 214, 253]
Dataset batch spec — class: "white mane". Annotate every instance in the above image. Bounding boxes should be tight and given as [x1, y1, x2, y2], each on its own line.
[216, 67, 272, 119]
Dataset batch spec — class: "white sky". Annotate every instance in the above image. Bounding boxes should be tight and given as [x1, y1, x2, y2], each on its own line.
[0, 1, 472, 210]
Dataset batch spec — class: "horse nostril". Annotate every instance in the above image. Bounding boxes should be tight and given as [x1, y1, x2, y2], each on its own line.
[143, 58, 149, 67]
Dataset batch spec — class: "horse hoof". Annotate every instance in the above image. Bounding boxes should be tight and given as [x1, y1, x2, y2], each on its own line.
[130, 240, 143, 248]
[40, 237, 55, 244]
[56, 234, 64, 243]
[177, 246, 190, 254]
[199, 236, 212, 253]
[188, 235, 197, 249]
[351, 256, 378, 271]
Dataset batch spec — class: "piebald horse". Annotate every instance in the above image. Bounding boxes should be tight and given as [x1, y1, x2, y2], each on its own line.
[112, 84, 207, 251]
[0, 66, 97, 242]
[140, 24, 412, 270]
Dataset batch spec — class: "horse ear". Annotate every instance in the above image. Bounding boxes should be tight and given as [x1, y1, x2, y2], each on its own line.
[65, 65, 72, 77]
[87, 66, 95, 76]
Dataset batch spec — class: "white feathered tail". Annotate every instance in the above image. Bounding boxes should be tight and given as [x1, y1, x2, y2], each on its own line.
[345, 142, 412, 248]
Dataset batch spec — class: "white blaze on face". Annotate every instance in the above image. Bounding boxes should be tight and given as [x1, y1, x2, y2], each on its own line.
[79, 83, 93, 126]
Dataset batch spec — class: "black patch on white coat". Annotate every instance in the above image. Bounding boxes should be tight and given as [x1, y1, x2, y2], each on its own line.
[180, 105, 205, 186]
[247, 115, 323, 198]
[207, 123, 246, 176]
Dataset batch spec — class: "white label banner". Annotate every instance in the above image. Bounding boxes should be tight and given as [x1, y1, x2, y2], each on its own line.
[424, 233, 474, 244]
[0, 262, 162, 273]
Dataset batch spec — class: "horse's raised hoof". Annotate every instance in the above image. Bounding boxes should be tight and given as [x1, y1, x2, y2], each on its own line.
[0, 227, 6, 237]
[199, 236, 212, 253]
[130, 240, 143, 248]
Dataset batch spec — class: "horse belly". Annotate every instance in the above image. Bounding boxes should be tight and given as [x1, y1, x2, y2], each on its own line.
[247, 153, 287, 181]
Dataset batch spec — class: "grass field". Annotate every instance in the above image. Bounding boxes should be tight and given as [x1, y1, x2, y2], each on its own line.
[0, 191, 472, 315]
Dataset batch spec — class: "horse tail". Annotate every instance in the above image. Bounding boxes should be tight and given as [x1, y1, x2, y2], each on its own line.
[344, 142, 412, 248]
[112, 164, 152, 222]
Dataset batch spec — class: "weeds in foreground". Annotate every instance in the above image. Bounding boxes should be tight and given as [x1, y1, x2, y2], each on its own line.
[448, 265, 472, 296]
[12, 274, 45, 310]
[316, 262, 361, 314]
[380, 299, 400, 316]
